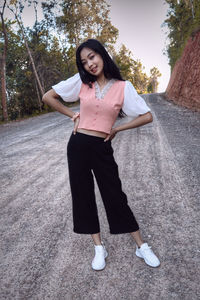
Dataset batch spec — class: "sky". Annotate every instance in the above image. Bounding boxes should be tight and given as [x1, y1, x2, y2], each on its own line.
[107, 0, 171, 92]
[5, 0, 171, 93]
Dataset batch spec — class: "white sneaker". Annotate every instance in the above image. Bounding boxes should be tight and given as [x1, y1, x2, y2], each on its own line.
[92, 242, 108, 271]
[136, 242, 160, 267]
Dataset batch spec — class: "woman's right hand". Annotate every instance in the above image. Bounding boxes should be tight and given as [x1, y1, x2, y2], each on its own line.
[73, 113, 80, 135]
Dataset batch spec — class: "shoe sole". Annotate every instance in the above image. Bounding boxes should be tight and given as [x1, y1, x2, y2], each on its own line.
[92, 264, 106, 271]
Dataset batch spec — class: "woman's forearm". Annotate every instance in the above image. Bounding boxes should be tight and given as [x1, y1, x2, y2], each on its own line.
[42, 89, 75, 118]
[115, 112, 153, 133]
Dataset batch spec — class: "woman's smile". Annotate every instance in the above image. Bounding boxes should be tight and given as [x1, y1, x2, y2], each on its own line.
[91, 66, 98, 73]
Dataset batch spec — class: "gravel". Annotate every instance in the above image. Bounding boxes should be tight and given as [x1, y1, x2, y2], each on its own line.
[0, 94, 200, 300]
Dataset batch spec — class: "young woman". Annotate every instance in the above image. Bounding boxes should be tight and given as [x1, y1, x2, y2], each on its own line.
[42, 39, 160, 270]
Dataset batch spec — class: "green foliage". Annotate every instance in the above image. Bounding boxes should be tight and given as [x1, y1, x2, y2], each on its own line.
[163, 0, 200, 70]
[114, 44, 135, 80]
[114, 44, 156, 94]
[147, 67, 162, 93]
[56, 0, 118, 48]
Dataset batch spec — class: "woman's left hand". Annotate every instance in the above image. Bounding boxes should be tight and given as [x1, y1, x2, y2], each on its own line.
[104, 128, 118, 141]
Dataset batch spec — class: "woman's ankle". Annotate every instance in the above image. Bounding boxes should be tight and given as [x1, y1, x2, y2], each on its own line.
[91, 232, 101, 245]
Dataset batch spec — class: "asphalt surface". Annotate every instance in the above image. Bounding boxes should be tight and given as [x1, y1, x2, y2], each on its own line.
[0, 94, 200, 300]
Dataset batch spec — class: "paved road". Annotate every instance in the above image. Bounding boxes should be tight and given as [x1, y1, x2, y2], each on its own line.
[0, 94, 200, 300]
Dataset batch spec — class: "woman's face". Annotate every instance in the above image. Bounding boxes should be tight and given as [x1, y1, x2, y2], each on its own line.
[80, 47, 104, 77]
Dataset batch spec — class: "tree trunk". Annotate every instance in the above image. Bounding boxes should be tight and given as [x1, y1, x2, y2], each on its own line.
[34, 79, 42, 112]
[189, 0, 195, 19]
[23, 38, 45, 95]
[8, 6, 45, 96]
[0, 0, 9, 121]
[0, 55, 8, 121]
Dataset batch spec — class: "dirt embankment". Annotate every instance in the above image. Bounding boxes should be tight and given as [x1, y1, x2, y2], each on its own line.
[166, 29, 200, 111]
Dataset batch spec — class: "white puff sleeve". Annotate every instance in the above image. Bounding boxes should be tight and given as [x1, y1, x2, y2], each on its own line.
[122, 81, 151, 117]
[52, 73, 82, 102]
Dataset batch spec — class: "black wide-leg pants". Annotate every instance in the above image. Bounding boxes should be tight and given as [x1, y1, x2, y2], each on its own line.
[67, 132, 139, 234]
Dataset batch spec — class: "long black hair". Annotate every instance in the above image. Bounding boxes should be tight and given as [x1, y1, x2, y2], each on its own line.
[76, 39, 124, 85]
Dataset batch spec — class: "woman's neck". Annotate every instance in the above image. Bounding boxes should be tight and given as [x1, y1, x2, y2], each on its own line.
[96, 74, 109, 89]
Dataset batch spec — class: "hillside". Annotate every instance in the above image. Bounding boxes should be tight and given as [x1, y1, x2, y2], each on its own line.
[166, 29, 200, 111]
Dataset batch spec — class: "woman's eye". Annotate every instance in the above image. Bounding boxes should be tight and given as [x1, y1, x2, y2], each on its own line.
[90, 55, 94, 59]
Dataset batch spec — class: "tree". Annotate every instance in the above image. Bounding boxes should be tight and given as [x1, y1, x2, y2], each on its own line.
[132, 60, 149, 94]
[163, 0, 200, 70]
[56, 0, 118, 49]
[8, 0, 45, 98]
[148, 67, 162, 93]
[114, 44, 135, 80]
[114, 44, 149, 94]
[0, 0, 9, 121]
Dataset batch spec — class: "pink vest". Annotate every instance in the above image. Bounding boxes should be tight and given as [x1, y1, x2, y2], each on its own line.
[78, 80, 125, 134]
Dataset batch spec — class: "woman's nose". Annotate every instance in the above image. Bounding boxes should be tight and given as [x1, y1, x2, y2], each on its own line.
[88, 60, 93, 68]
